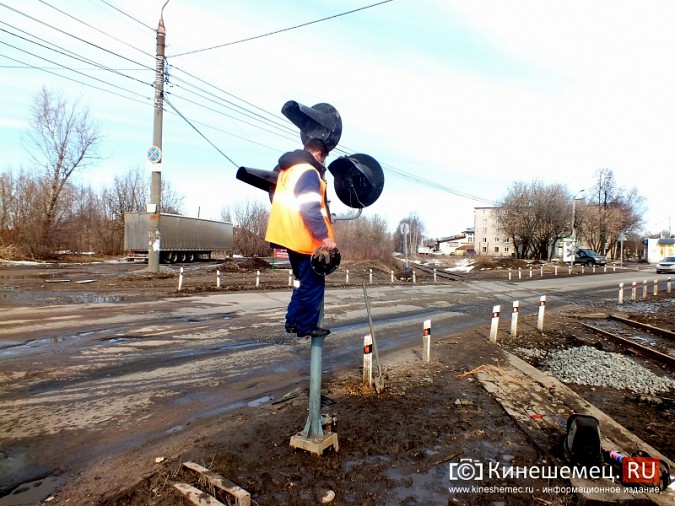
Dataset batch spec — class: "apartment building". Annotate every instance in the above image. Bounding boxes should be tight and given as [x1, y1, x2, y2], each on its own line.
[473, 206, 513, 257]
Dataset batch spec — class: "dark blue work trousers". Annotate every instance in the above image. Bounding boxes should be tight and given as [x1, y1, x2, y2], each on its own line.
[286, 250, 325, 334]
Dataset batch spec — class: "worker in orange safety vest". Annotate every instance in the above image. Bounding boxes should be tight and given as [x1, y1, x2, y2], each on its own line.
[265, 138, 337, 338]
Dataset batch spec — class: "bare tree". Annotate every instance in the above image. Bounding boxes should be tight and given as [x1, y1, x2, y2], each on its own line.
[333, 214, 392, 264]
[229, 199, 271, 257]
[23, 87, 101, 255]
[579, 169, 644, 257]
[498, 180, 570, 260]
[0, 169, 44, 256]
[160, 178, 184, 215]
[393, 213, 425, 255]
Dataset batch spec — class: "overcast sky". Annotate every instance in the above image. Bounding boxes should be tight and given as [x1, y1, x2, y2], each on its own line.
[1, 0, 673, 238]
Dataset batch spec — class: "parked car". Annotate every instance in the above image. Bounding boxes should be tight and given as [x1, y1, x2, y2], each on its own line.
[573, 249, 607, 266]
[656, 256, 675, 274]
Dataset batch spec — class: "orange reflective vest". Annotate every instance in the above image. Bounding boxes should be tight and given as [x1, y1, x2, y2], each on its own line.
[265, 163, 334, 254]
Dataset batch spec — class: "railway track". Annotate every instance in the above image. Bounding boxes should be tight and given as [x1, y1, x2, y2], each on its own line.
[409, 262, 467, 282]
[580, 314, 675, 368]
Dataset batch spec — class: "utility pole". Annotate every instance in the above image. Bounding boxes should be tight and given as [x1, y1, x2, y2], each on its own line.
[148, 11, 166, 273]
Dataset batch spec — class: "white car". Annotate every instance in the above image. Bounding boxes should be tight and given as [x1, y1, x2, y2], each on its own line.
[656, 256, 675, 274]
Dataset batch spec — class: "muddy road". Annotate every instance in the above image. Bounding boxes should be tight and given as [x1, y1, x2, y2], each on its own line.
[0, 259, 672, 504]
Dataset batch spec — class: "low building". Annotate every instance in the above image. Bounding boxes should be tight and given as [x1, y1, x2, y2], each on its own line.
[645, 237, 675, 263]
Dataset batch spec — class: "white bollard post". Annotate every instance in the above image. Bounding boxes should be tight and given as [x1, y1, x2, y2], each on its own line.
[489, 305, 500, 343]
[363, 335, 373, 386]
[412, 270, 416, 283]
[256, 270, 260, 288]
[391, 270, 394, 284]
[554, 265, 558, 276]
[216, 269, 221, 288]
[537, 295, 546, 331]
[568, 265, 572, 275]
[604, 265, 607, 273]
[346, 269, 349, 284]
[642, 279, 648, 299]
[369, 269, 373, 284]
[631, 281, 637, 301]
[611, 265, 615, 272]
[581, 265, 585, 275]
[592, 265, 596, 273]
[288, 269, 293, 287]
[529, 267, 533, 278]
[653, 279, 659, 296]
[178, 267, 184, 291]
[618, 282, 624, 305]
[518, 268, 522, 280]
[508, 269, 512, 281]
[540, 266, 543, 277]
[422, 319, 431, 362]
[668, 277, 672, 294]
[510, 300, 519, 337]
[433, 269, 437, 283]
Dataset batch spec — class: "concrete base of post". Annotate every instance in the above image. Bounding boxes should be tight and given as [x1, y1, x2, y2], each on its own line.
[290, 431, 339, 455]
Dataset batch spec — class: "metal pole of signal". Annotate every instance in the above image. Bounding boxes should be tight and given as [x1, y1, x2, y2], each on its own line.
[148, 9, 167, 273]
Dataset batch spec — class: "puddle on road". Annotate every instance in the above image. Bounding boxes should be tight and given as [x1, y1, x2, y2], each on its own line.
[0, 289, 154, 306]
[247, 395, 274, 407]
[0, 474, 64, 506]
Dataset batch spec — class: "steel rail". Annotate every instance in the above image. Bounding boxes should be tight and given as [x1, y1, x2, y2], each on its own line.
[608, 314, 675, 340]
[579, 321, 675, 368]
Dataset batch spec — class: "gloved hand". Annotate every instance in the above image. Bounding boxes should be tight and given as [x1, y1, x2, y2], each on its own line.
[312, 246, 332, 265]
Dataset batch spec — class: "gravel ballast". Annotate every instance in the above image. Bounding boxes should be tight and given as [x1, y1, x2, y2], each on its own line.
[543, 346, 675, 395]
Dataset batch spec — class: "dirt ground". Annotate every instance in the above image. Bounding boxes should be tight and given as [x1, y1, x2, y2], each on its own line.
[1, 255, 673, 505]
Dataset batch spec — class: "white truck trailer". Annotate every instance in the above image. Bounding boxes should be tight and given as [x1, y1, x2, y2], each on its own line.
[124, 213, 233, 263]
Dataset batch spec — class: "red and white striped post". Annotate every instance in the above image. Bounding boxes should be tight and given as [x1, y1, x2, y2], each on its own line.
[288, 269, 293, 287]
[489, 305, 500, 343]
[216, 269, 221, 288]
[618, 282, 624, 305]
[422, 319, 431, 362]
[510, 300, 519, 337]
[363, 335, 373, 386]
[537, 295, 546, 331]
[642, 279, 648, 299]
[653, 279, 659, 296]
[631, 281, 637, 301]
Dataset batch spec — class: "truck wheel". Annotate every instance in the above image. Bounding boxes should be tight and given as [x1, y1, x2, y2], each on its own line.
[168, 252, 178, 264]
[186, 253, 195, 263]
[177, 252, 187, 263]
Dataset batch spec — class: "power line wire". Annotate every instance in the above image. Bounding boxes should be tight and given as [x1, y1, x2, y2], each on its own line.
[170, 0, 394, 57]
[0, 22, 150, 87]
[38, 0, 154, 59]
[163, 94, 240, 169]
[0, 2, 153, 72]
[96, 0, 154, 31]
[0, 50, 151, 105]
